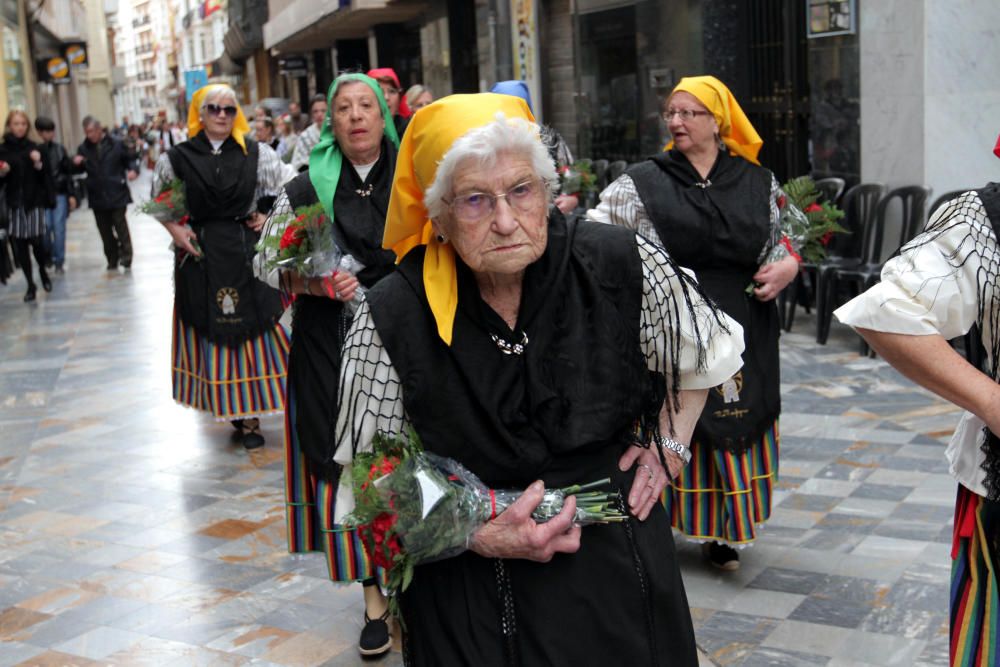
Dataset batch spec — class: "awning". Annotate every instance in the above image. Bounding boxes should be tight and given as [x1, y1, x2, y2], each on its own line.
[263, 0, 426, 53]
[209, 52, 244, 76]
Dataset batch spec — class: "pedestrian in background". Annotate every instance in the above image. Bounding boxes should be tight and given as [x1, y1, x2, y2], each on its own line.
[35, 116, 76, 274]
[404, 84, 433, 112]
[275, 114, 297, 162]
[0, 110, 54, 301]
[367, 68, 411, 137]
[74, 116, 138, 270]
[290, 94, 327, 172]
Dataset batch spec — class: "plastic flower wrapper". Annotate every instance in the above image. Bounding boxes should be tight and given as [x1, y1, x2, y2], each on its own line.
[141, 178, 189, 225]
[257, 203, 342, 277]
[345, 428, 627, 618]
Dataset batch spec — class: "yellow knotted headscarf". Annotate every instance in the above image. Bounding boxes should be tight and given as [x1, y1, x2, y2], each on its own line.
[666, 75, 763, 165]
[383, 93, 535, 345]
[186, 84, 251, 155]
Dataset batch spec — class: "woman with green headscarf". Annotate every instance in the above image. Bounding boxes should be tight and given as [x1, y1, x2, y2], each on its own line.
[255, 73, 400, 657]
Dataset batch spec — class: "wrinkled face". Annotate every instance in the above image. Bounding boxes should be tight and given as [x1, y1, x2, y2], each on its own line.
[434, 153, 549, 278]
[310, 100, 327, 126]
[331, 82, 384, 163]
[378, 80, 401, 116]
[201, 92, 238, 138]
[412, 91, 433, 111]
[7, 115, 28, 138]
[84, 122, 103, 144]
[38, 129, 55, 143]
[665, 91, 719, 155]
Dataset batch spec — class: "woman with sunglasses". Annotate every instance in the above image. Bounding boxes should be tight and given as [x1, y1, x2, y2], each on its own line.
[151, 84, 296, 448]
[255, 73, 400, 658]
[589, 76, 803, 571]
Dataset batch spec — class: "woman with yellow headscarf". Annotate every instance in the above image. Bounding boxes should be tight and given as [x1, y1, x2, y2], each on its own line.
[328, 92, 744, 665]
[151, 83, 296, 448]
[589, 75, 804, 570]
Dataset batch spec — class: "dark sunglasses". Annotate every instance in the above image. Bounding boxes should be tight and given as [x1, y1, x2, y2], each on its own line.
[204, 103, 238, 118]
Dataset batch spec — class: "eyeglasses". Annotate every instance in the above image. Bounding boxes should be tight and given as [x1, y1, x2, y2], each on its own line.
[443, 178, 545, 223]
[662, 108, 712, 122]
[204, 103, 238, 118]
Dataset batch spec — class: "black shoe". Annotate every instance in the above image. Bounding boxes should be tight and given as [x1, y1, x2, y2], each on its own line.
[23, 285, 36, 302]
[240, 418, 265, 450]
[702, 541, 740, 571]
[40, 273, 52, 292]
[55, 265, 64, 275]
[359, 608, 392, 656]
[106, 263, 118, 271]
[121, 259, 132, 269]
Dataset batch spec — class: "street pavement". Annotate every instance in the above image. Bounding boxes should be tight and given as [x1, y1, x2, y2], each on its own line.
[0, 170, 955, 665]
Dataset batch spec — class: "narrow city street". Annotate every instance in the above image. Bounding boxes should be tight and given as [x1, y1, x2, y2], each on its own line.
[0, 170, 955, 666]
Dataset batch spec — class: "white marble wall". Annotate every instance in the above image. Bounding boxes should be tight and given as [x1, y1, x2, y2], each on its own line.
[861, 0, 1000, 200]
[859, 0, 925, 189]
[924, 0, 1000, 198]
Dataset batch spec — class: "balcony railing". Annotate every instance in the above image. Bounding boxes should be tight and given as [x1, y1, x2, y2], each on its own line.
[137, 43, 154, 55]
[132, 15, 151, 28]
[137, 72, 155, 82]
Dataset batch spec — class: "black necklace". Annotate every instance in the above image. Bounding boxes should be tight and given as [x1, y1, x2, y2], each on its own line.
[491, 330, 529, 355]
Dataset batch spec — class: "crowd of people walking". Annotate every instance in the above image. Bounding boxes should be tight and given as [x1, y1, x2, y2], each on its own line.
[1, 65, 993, 667]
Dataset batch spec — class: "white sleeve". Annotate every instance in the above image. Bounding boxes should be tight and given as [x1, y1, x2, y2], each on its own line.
[332, 301, 408, 522]
[255, 142, 297, 195]
[151, 153, 175, 196]
[835, 191, 993, 341]
[637, 234, 745, 389]
[253, 188, 293, 289]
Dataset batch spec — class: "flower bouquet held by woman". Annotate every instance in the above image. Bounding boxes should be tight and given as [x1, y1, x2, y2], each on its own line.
[772, 175, 846, 264]
[142, 177, 200, 261]
[347, 429, 626, 613]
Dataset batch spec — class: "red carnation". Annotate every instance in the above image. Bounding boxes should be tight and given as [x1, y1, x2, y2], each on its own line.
[777, 195, 787, 209]
[805, 203, 823, 213]
[155, 190, 171, 203]
[279, 225, 304, 250]
[821, 231, 833, 246]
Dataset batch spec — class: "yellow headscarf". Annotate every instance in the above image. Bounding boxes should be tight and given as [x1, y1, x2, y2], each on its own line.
[666, 75, 763, 165]
[383, 93, 535, 345]
[186, 84, 251, 155]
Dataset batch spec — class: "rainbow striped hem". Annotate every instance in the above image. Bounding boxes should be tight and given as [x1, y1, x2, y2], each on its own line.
[950, 487, 999, 667]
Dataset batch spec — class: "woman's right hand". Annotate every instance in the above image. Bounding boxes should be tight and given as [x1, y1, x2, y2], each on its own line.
[166, 221, 201, 256]
[310, 271, 360, 301]
[468, 481, 582, 562]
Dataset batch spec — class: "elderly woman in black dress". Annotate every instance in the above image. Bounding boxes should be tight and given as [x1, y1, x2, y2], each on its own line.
[330, 93, 745, 665]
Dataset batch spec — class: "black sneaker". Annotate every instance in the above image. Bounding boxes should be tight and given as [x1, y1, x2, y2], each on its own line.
[702, 541, 740, 571]
[240, 418, 265, 450]
[359, 609, 392, 656]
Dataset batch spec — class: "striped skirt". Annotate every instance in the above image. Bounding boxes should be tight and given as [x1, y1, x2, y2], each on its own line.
[662, 421, 779, 546]
[284, 381, 380, 583]
[950, 485, 999, 667]
[171, 311, 289, 420]
[7, 207, 46, 239]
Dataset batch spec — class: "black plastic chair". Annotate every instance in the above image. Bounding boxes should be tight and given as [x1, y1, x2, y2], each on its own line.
[814, 182, 887, 344]
[814, 177, 846, 206]
[780, 177, 848, 331]
[592, 159, 609, 192]
[607, 160, 627, 185]
[818, 185, 931, 354]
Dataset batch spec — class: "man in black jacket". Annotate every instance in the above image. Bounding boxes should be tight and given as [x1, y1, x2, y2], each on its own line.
[74, 116, 138, 269]
[35, 117, 76, 273]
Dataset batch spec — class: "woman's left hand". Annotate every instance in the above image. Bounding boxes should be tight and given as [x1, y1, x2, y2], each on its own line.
[554, 194, 579, 214]
[752, 255, 800, 302]
[618, 445, 668, 521]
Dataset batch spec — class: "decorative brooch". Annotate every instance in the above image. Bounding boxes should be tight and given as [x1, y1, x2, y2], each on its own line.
[491, 331, 529, 356]
[356, 183, 374, 198]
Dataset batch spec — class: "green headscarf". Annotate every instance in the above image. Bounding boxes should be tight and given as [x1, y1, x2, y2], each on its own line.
[308, 73, 400, 225]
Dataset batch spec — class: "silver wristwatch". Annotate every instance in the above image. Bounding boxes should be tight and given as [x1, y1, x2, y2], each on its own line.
[656, 435, 692, 465]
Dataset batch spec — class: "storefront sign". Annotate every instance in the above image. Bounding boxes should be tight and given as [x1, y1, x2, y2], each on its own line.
[807, 0, 856, 38]
[64, 42, 87, 70]
[510, 0, 541, 119]
[38, 56, 71, 85]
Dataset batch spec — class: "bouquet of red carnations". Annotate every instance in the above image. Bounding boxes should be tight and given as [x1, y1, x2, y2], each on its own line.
[141, 178, 189, 226]
[776, 175, 847, 264]
[346, 428, 626, 614]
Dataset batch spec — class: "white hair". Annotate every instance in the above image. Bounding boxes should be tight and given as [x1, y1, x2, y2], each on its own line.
[203, 85, 239, 107]
[424, 113, 558, 221]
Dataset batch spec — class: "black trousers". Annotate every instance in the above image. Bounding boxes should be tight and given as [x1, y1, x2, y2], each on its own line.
[93, 207, 133, 267]
[12, 236, 48, 287]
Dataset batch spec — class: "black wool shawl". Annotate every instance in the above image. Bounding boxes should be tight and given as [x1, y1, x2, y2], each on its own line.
[628, 149, 779, 452]
[366, 213, 655, 488]
[167, 131, 258, 222]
